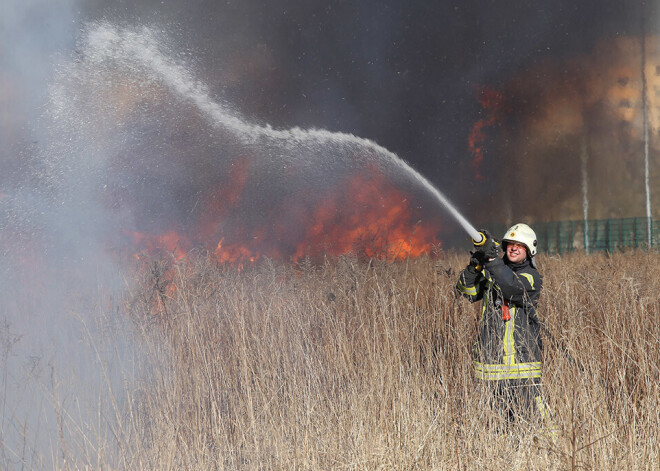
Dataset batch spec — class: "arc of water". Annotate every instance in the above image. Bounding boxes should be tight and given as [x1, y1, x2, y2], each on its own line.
[86, 23, 483, 243]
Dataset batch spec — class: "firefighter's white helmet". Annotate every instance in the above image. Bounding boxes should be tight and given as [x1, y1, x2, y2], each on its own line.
[502, 223, 538, 257]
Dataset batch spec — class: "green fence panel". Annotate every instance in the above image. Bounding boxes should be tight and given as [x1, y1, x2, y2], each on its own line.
[490, 218, 657, 254]
[535, 217, 657, 254]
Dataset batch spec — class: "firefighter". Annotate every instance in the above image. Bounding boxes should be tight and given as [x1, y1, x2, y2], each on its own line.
[456, 223, 552, 429]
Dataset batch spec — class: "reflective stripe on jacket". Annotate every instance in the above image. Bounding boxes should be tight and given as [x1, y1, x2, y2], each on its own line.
[456, 256, 543, 381]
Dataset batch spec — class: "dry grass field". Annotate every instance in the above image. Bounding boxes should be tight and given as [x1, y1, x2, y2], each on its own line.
[5, 250, 657, 469]
[105, 249, 659, 470]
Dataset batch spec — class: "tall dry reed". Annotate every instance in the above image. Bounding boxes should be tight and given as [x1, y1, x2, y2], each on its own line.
[108, 251, 658, 469]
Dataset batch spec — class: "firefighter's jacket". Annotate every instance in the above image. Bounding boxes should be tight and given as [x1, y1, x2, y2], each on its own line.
[456, 256, 543, 381]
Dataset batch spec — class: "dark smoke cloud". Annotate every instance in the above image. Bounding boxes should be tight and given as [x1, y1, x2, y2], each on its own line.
[4, 1, 654, 224]
[484, 33, 660, 222]
[67, 0, 653, 228]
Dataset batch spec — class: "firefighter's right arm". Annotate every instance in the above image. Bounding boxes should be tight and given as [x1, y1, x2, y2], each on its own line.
[455, 263, 484, 302]
[484, 257, 541, 305]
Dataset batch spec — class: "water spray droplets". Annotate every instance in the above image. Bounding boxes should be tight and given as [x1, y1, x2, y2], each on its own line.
[51, 22, 479, 249]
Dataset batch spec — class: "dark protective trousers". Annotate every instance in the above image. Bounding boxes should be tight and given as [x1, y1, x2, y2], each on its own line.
[479, 377, 552, 429]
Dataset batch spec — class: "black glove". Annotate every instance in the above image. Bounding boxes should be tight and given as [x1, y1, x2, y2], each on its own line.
[482, 236, 500, 260]
[474, 229, 500, 260]
[467, 250, 485, 273]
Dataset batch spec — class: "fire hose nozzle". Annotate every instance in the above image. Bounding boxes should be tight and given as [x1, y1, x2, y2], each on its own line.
[472, 231, 486, 246]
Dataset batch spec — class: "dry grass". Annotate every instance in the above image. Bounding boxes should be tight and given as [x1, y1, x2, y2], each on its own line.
[100, 249, 658, 470]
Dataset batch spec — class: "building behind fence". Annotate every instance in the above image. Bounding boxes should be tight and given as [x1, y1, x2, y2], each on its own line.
[489, 218, 659, 254]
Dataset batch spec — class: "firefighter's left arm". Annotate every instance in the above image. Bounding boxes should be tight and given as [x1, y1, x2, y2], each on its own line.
[484, 257, 541, 305]
[455, 264, 485, 302]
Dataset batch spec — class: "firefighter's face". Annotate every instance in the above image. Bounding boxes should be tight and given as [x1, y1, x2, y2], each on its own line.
[506, 242, 527, 263]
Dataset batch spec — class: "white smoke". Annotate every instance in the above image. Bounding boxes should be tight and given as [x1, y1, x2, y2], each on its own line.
[0, 5, 140, 469]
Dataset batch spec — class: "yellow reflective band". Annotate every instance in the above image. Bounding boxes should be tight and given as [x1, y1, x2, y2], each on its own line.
[473, 361, 542, 380]
[520, 273, 535, 289]
[457, 281, 477, 296]
[481, 285, 491, 321]
[535, 396, 551, 422]
[503, 305, 517, 365]
[485, 273, 494, 286]
[535, 396, 558, 442]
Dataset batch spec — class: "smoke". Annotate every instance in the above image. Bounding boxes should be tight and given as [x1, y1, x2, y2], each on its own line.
[0, 1, 74, 185]
[42, 22, 442, 260]
[470, 34, 660, 224]
[0, 5, 140, 468]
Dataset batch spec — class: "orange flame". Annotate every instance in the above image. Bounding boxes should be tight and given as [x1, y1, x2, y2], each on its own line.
[292, 172, 440, 261]
[127, 167, 441, 266]
[129, 230, 189, 260]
